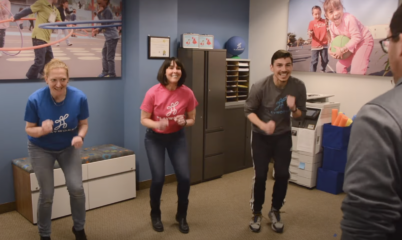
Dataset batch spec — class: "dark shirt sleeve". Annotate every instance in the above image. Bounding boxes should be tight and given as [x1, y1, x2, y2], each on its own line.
[97, 8, 113, 32]
[341, 104, 402, 240]
[294, 82, 306, 120]
[14, 7, 33, 21]
[244, 83, 262, 117]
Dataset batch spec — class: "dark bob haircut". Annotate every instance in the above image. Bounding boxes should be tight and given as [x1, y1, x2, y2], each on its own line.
[157, 57, 187, 87]
[271, 50, 294, 65]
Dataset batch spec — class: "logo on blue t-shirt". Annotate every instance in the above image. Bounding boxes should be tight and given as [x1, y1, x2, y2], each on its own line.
[53, 113, 78, 133]
[54, 114, 69, 130]
[271, 97, 290, 115]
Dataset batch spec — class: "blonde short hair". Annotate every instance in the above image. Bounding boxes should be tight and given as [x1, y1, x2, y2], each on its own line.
[44, 59, 69, 79]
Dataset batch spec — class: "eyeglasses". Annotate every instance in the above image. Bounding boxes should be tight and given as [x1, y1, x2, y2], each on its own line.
[380, 34, 398, 53]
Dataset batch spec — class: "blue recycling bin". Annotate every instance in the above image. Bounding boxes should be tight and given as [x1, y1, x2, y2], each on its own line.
[323, 147, 348, 173]
[322, 123, 351, 150]
[316, 168, 344, 195]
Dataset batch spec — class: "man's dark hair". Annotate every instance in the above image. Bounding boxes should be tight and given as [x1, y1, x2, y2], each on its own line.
[157, 57, 187, 87]
[271, 50, 294, 65]
[390, 4, 402, 41]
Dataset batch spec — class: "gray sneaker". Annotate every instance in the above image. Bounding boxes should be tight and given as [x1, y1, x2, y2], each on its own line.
[268, 208, 284, 233]
[249, 214, 261, 232]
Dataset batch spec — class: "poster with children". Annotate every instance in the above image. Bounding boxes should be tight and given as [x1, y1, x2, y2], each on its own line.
[287, 0, 398, 76]
[0, 0, 122, 80]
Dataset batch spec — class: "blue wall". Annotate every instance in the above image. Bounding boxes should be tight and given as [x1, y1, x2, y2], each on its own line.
[178, 0, 250, 58]
[0, 0, 249, 205]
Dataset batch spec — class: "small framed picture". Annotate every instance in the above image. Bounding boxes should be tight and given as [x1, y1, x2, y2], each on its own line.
[148, 36, 171, 59]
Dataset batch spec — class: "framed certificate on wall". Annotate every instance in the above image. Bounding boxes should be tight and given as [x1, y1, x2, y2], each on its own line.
[148, 36, 171, 59]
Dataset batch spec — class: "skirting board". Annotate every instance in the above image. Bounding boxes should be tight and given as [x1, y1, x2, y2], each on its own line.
[0, 202, 16, 214]
[1, 174, 177, 214]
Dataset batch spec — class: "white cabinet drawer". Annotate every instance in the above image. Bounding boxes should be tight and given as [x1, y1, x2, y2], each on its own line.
[30, 164, 88, 191]
[290, 159, 321, 172]
[293, 175, 317, 188]
[87, 155, 135, 179]
[292, 152, 322, 164]
[88, 171, 136, 209]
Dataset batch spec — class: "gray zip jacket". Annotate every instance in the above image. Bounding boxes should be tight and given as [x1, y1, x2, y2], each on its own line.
[341, 79, 402, 240]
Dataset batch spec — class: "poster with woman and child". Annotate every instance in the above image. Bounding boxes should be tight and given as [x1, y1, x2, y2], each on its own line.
[287, 0, 398, 76]
[0, 0, 122, 80]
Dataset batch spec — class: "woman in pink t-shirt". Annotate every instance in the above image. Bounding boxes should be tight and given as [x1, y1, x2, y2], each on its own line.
[324, 0, 374, 75]
[140, 57, 198, 234]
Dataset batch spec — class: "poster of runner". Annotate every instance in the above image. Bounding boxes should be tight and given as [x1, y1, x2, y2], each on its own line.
[0, 0, 122, 80]
[287, 0, 398, 76]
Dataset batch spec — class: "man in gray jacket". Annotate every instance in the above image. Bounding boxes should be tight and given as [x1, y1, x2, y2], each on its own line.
[341, 4, 402, 240]
[245, 50, 306, 233]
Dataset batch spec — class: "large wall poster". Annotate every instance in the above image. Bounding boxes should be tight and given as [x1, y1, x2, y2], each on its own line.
[0, 0, 122, 80]
[287, 0, 398, 76]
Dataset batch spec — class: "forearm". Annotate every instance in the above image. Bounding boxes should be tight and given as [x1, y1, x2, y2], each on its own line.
[14, 7, 33, 20]
[247, 113, 264, 129]
[26, 127, 45, 138]
[141, 118, 158, 129]
[185, 118, 195, 127]
[77, 123, 88, 138]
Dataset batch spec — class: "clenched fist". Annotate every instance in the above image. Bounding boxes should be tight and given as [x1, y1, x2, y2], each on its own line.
[260, 120, 276, 135]
[41, 120, 54, 136]
[287, 95, 296, 111]
[156, 118, 169, 131]
[72, 136, 83, 149]
[174, 115, 186, 126]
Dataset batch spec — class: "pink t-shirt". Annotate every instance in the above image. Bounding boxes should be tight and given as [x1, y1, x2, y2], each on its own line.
[308, 18, 328, 48]
[140, 84, 198, 134]
[329, 12, 373, 53]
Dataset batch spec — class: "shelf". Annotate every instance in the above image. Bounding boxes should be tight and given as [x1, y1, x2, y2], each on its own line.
[226, 59, 250, 103]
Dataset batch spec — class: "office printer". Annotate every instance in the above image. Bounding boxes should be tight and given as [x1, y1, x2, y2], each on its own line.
[274, 93, 340, 188]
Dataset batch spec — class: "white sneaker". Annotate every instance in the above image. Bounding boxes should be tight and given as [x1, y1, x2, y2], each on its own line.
[268, 208, 284, 233]
[249, 214, 262, 232]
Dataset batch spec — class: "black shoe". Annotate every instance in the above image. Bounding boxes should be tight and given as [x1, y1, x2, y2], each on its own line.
[176, 215, 189, 234]
[72, 227, 87, 240]
[40, 237, 51, 240]
[151, 216, 164, 232]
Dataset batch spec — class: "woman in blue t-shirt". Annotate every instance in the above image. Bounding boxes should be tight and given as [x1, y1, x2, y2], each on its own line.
[24, 59, 89, 240]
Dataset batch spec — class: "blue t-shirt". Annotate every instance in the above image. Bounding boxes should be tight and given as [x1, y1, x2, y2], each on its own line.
[24, 86, 89, 151]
